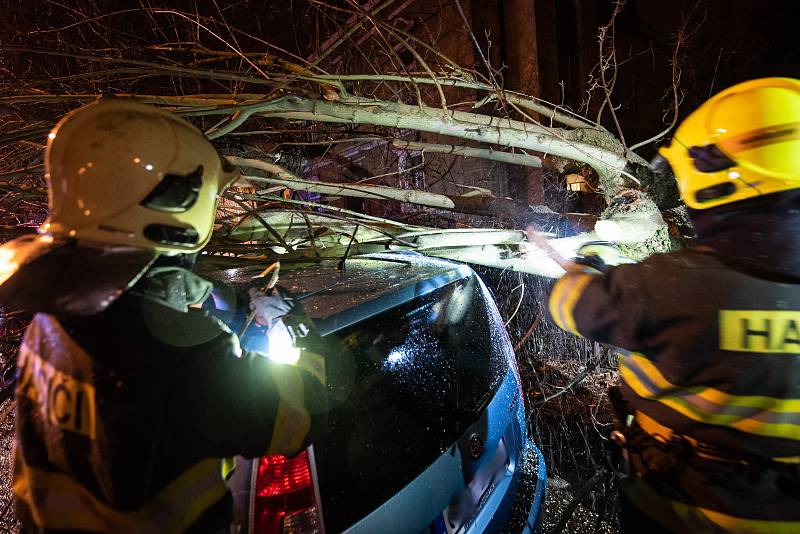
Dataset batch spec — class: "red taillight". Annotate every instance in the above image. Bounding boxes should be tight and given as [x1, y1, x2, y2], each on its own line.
[253, 449, 323, 534]
[257, 451, 312, 497]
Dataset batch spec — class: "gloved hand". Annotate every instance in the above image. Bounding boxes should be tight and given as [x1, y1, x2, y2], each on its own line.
[574, 241, 635, 272]
[247, 286, 329, 385]
[248, 286, 294, 329]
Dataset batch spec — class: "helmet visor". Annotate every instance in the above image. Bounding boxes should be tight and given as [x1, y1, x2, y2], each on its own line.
[650, 149, 738, 205]
[140, 166, 203, 213]
[217, 154, 241, 194]
[687, 144, 736, 173]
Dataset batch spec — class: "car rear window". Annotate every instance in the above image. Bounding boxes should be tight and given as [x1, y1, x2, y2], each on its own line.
[315, 275, 513, 530]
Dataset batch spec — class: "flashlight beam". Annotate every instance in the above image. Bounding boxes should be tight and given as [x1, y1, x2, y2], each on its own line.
[524, 225, 574, 272]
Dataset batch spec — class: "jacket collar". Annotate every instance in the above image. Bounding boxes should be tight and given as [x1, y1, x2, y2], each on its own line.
[129, 266, 213, 312]
[689, 189, 800, 280]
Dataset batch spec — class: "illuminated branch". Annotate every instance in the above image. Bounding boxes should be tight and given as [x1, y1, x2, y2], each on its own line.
[391, 140, 542, 168]
[202, 96, 627, 183]
[228, 156, 594, 232]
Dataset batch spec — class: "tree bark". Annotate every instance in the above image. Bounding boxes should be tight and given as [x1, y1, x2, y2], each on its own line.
[469, 0, 504, 77]
[503, 0, 541, 98]
[528, 0, 560, 106]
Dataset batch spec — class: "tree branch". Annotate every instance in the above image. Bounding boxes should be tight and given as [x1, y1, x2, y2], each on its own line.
[391, 139, 542, 168]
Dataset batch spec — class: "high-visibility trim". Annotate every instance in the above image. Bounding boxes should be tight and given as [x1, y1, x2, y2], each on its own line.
[620, 353, 800, 441]
[635, 409, 800, 464]
[267, 366, 311, 455]
[625, 476, 800, 534]
[547, 277, 569, 330]
[17, 324, 97, 439]
[13, 458, 227, 533]
[221, 456, 236, 480]
[548, 272, 594, 336]
[296, 351, 326, 385]
[636, 409, 698, 445]
[719, 309, 800, 354]
[627, 354, 800, 412]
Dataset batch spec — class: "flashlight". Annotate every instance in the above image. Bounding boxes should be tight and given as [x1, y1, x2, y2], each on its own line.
[265, 319, 301, 364]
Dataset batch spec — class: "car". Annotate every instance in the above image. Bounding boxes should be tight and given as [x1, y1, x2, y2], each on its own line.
[200, 251, 547, 533]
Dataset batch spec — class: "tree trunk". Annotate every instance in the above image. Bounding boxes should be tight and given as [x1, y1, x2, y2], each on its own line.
[502, 0, 547, 205]
[503, 0, 541, 99]
[468, 0, 504, 77]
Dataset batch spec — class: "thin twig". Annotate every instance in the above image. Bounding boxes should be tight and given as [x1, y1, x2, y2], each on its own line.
[338, 224, 359, 271]
[514, 306, 543, 353]
[535, 358, 601, 406]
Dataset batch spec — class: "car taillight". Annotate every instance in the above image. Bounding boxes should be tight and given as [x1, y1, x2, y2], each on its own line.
[253, 448, 323, 534]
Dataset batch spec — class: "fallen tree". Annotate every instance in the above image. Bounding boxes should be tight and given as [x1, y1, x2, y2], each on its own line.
[0, 4, 682, 274]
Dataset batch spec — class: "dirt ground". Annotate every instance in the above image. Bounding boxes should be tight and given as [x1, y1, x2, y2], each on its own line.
[0, 314, 22, 534]
[0, 399, 17, 533]
[529, 361, 621, 534]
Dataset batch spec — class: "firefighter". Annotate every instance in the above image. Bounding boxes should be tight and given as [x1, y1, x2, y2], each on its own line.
[547, 77, 800, 532]
[0, 100, 330, 532]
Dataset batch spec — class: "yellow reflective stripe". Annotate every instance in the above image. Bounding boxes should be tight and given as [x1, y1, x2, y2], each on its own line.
[627, 353, 800, 413]
[296, 351, 326, 385]
[560, 274, 593, 335]
[14, 459, 227, 533]
[635, 409, 800, 464]
[621, 353, 800, 441]
[697, 386, 800, 412]
[548, 272, 594, 336]
[160, 460, 229, 532]
[221, 457, 236, 480]
[268, 366, 311, 455]
[636, 409, 687, 442]
[548, 277, 570, 330]
[701, 508, 800, 534]
[733, 417, 800, 441]
[625, 476, 800, 534]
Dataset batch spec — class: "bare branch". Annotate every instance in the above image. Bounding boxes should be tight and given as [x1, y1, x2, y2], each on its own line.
[391, 139, 542, 168]
[205, 96, 628, 178]
[229, 156, 458, 209]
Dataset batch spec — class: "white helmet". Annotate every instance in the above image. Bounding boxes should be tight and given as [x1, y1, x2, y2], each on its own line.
[0, 100, 240, 314]
[44, 99, 240, 252]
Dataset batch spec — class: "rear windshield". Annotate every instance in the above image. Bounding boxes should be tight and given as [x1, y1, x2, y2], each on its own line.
[315, 275, 513, 530]
[328, 274, 511, 413]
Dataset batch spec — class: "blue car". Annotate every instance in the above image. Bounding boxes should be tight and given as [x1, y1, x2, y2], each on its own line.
[203, 252, 546, 533]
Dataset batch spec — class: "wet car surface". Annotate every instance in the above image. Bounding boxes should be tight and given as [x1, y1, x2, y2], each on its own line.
[199, 252, 546, 533]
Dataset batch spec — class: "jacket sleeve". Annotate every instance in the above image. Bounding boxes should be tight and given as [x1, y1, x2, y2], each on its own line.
[169, 330, 328, 459]
[547, 263, 647, 351]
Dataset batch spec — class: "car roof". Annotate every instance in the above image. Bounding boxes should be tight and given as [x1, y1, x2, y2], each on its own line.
[200, 251, 473, 335]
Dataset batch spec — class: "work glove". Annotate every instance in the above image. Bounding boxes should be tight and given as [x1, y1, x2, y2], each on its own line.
[247, 286, 328, 385]
[248, 286, 294, 329]
[574, 241, 635, 273]
[247, 286, 325, 354]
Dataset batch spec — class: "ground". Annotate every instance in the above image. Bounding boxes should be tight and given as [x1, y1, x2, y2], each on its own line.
[0, 400, 17, 533]
[529, 361, 620, 533]
[0, 316, 22, 533]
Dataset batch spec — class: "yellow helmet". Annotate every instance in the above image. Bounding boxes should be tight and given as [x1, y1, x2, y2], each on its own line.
[44, 99, 240, 252]
[659, 77, 800, 210]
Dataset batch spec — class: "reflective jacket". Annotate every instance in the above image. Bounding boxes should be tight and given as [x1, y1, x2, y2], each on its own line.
[13, 267, 326, 533]
[548, 195, 800, 532]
